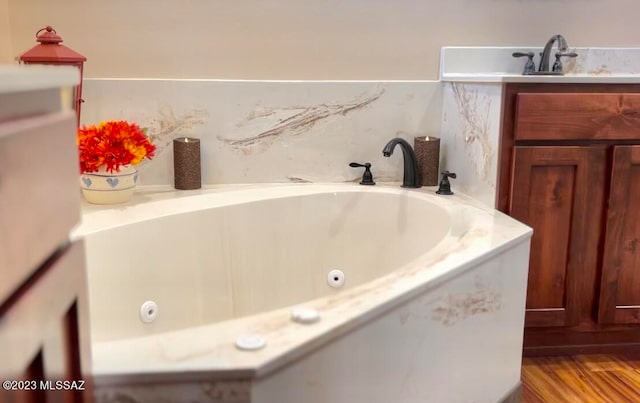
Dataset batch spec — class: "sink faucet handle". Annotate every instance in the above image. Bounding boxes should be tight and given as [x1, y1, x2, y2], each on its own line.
[552, 52, 578, 73]
[349, 162, 376, 186]
[512, 52, 536, 75]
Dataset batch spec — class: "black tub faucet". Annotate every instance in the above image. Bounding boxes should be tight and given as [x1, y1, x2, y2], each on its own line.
[382, 137, 421, 188]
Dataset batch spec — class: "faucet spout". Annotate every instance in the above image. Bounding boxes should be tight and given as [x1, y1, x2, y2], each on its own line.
[382, 137, 421, 188]
[539, 34, 568, 72]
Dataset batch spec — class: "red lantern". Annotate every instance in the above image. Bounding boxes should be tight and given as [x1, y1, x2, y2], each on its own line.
[17, 26, 87, 127]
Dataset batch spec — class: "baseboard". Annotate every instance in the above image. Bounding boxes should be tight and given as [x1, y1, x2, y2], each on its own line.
[523, 342, 640, 357]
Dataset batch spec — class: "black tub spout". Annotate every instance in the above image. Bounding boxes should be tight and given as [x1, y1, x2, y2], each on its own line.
[382, 137, 421, 188]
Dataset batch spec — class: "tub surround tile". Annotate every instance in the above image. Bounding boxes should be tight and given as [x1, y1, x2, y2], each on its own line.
[95, 380, 250, 403]
[431, 276, 502, 326]
[81, 80, 442, 187]
[440, 82, 502, 207]
[217, 89, 385, 153]
[145, 105, 210, 155]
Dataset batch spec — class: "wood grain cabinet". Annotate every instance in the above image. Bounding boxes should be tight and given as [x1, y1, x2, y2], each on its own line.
[599, 146, 640, 325]
[0, 73, 92, 402]
[510, 146, 607, 329]
[500, 84, 640, 355]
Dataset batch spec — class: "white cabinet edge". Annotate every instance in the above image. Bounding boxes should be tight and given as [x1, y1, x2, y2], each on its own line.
[0, 65, 80, 94]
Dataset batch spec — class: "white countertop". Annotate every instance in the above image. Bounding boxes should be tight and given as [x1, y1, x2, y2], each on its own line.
[441, 72, 640, 83]
[440, 46, 640, 83]
[0, 64, 80, 93]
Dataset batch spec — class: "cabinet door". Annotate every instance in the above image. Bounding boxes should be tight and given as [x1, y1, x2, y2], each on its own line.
[510, 146, 607, 327]
[0, 111, 80, 304]
[0, 242, 92, 403]
[599, 146, 640, 325]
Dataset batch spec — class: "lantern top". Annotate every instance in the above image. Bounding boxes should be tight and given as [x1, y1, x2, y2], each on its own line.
[36, 26, 63, 44]
[18, 25, 86, 63]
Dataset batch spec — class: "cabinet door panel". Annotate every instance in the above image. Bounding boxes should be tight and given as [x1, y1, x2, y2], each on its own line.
[599, 146, 640, 325]
[0, 111, 80, 305]
[510, 146, 606, 328]
[0, 242, 91, 402]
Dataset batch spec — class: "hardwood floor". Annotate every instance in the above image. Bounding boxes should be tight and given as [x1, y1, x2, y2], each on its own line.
[521, 354, 640, 403]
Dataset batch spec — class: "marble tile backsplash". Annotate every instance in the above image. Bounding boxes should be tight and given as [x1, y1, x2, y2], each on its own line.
[440, 82, 502, 206]
[81, 80, 443, 186]
[95, 379, 251, 403]
[563, 48, 640, 75]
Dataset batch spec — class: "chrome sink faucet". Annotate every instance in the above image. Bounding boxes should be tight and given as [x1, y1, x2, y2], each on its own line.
[512, 34, 577, 75]
[382, 137, 421, 188]
[539, 34, 568, 73]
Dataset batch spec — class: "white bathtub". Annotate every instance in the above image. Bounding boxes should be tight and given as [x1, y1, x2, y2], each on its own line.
[73, 183, 532, 403]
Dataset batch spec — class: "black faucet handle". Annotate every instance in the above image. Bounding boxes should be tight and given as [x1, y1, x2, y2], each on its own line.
[436, 171, 457, 195]
[349, 162, 375, 186]
[552, 52, 578, 73]
[512, 52, 536, 75]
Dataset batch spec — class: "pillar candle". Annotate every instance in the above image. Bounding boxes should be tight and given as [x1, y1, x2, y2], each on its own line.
[173, 137, 201, 190]
[414, 136, 440, 186]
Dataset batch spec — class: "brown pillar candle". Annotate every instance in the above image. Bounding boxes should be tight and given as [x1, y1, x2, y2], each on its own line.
[173, 137, 201, 190]
[414, 136, 440, 186]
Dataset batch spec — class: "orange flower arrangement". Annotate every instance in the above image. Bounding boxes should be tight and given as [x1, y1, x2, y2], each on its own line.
[78, 120, 156, 174]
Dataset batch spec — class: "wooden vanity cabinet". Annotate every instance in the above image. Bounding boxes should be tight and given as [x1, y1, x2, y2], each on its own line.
[599, 145, 640, 325]
[509, 146, 607, 329]
[499, 83, 640, 355]
[0, 72, 93, 402]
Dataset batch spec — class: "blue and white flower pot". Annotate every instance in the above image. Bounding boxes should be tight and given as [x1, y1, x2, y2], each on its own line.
[79, 165, 138, 204]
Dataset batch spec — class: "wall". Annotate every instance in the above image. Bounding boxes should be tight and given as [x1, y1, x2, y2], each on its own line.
[7, 0, 640, 79]
[0, 0, 10, 63]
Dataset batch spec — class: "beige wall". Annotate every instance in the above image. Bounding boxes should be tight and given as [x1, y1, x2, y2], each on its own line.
[7, 0, 640, 79]
[0, 0, 10, 63]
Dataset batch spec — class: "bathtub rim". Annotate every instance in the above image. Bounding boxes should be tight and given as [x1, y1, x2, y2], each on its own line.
[72, 182, 453, 239]
[77, 183, 533, 386]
